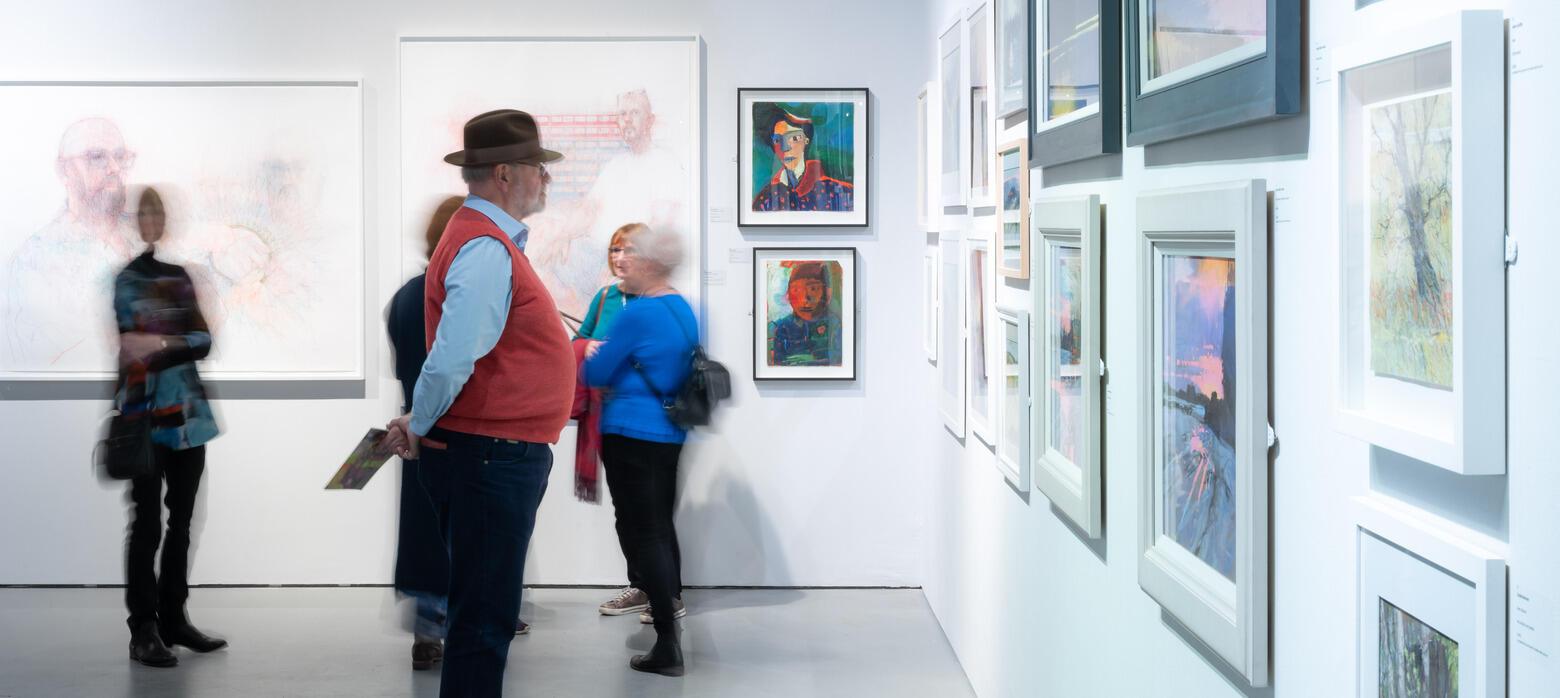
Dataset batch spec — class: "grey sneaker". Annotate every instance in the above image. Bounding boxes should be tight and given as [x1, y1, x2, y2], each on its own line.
[639, 598, 687, 624]
[599, 587, 650, 616]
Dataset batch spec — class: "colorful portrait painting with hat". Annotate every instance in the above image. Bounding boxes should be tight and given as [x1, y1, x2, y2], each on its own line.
[765, 259, 844, 367]
[749, 102, 855, 213]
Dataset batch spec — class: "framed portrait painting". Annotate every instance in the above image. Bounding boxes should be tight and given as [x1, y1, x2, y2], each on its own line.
[1031, 194, 1103, 538]
[738, 88, 868, 227]
[1355, 496, 1506, 697]
[1124, 0, 1301, 145]
[1331, 11, 1506, 475]
[752, 247, 856, 380]
[1136, 180, 1270, 686]
[1028, 0, 1121, 167]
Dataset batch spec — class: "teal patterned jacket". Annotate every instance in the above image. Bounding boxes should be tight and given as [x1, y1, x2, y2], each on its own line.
[113, 249, 220, 450]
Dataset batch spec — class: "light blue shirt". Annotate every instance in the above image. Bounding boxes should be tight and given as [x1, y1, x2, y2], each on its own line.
[409, 195, 529, 437]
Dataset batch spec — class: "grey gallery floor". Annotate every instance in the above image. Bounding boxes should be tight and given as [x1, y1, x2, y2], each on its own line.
[0, 587, 975, 697]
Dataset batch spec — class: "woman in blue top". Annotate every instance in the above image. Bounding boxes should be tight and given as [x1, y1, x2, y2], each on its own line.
[584, 224, 697, 677]
[114, 186, 226, 667]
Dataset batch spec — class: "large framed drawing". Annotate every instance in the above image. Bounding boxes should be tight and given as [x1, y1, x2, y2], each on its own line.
[1332, 11, 1505, 475]
[1124, 0, 1301, 146]
[918, 82, 932, 230]
[994, 305, 1031, 489]
[1136, 180, 1270, 686]
[925, 245, 940, 362]
[997, 139, 1030, 279]
[993, 0, 1030, 117]
[1031, 195, 1103, 537]
[0, 80, 364, 381]
[400, 36, 701, 324]
[967, 232, 996, 447]
[968, 2, 996, 207]
[752, 247, 856, 381]
[940, 234, 967, 437]
[1028, 0, 1122, 167]
[738, 88, 869, 228]
[940, 16, 968, 208]
[1355, 496, 1506, 698]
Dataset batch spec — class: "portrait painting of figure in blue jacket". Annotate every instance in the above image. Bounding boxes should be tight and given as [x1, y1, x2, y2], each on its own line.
[749, 103, 855, 213]
[766, 260, 843, 367]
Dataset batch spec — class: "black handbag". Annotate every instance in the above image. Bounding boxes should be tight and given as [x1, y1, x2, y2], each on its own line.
[96, 369, 156, 480]
[631, 300, 731, 429]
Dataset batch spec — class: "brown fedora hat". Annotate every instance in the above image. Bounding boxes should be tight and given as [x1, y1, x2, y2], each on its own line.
[443, 109, 564, 167]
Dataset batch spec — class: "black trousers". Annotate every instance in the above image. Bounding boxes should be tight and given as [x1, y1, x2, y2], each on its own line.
[125, 444, 206, 631]
[601, 434, 683, 634]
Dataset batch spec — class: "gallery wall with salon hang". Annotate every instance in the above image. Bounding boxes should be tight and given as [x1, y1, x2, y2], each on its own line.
[0, 0, 936, 589]
[918, 0, 1560, 695]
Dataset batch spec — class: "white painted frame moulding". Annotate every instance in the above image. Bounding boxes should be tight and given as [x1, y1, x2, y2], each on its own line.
[917, 82, 931, 230]
[939, 233, 967, 438]
[994, 304, 1030, 489]
[1031, 194, 1103, 538]
[924, 244, 939, 363]
[1331, 10, 1506, 475]
[1354, 495, 1506, 698]
[939, 14, 968, 209]
[967, 231, 996, 447]
[966, 0, 997, 209]
[1136, 180, 1270, 687]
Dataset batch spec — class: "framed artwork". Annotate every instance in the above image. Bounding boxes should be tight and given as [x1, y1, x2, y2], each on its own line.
[1031, 195, 1103, 538]
[967, 232, 996, 447]
[400, 36, 701, 322]
[1028, 0, 1122, 167]
[737, 88, 868, 227]
[940, 16, 967, 208]
[0, 80, 364, 381]
[1136, 180, 1270, 687]
[996, 139, 1030, 279]
[917, 82, 932, 229]
[1331, 11, 1506, 475]
[1355, 495, 1506, 697]
[967, 2, 995, 207]
[940, 234, 967, 437]
[994, 306, 1031, 489]
[993, 0, 1029, 117]
[752, 247, 856, 381]
[1124, 0, 1301, 145]
[925, 244, 940, 363]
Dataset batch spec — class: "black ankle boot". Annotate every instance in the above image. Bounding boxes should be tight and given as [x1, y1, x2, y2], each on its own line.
[129, 622, 178, 667]
[160, 622, 228, 653]
[629, 631, 684, 677]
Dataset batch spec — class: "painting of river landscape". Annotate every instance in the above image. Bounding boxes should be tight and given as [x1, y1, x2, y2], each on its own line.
[1048, 245, 1084, 463]
[1160, 254, 1237, 581]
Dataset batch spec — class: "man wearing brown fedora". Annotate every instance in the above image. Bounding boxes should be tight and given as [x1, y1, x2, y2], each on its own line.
[387, 109, 575, 697]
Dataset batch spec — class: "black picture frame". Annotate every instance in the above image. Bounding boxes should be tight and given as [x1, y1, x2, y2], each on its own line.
[1124, 0, 1301, 146]
[751, 247, 859, 382]
[1027, 0, 1122, 167]
[736, 88, 871, 228]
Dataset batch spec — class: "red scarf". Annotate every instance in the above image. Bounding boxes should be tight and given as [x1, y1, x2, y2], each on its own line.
[570, 338, 603, 502]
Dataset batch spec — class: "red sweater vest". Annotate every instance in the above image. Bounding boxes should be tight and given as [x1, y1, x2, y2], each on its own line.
[424, 207, 575, 443]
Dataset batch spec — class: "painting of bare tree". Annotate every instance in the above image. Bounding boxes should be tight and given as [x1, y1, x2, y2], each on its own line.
[1379, 598, 1459, 697]
[1367, 90, 1453, 388]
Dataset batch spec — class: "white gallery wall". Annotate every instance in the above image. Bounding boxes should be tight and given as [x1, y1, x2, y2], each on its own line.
[919, 0, 1560, 696]
[0, 0, 934, 588]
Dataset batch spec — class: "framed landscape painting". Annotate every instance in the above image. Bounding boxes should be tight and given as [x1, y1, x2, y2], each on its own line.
[967, 231, 996, 447]
[940, 234, 967, 437]
[737, 88, 869, 227]
[996, 138, 1029, 278]
[994, 305, 1031, 489]
[752, 247, 856, 380]
[1136, 180, 1270, 687]
[1029, 0, 1121, 166]
[993, 0, 1029, 117]
[1331, 10, 1506, 475]
[940, 17, 967, 208]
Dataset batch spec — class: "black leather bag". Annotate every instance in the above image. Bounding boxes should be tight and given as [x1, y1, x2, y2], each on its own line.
[96, 370, 156, 480]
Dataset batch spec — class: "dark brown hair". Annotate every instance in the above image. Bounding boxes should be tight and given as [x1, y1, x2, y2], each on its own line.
[425, 195, 465, 259]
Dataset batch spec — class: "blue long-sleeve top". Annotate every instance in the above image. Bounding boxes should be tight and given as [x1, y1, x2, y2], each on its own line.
[584, 294, 697, 444]
[408, 195, 528, 437]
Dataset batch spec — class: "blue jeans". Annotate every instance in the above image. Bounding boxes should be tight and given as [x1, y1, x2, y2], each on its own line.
[419, 427, 552, 698]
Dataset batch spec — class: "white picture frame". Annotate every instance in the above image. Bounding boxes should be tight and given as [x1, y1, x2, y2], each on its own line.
[1136, 180, 1270, 687]
[917, 82, 932, 230]
[939, 234, 967, 437]
[1331, 10, 1506, 475]
[751, 247, 857, 381]
[967, 231, 996, 447]
[1031, 194, 1103, 538]
[1355, 495, 1506, 698]
[924, 244, 940, 363]
[994, 305, 1030, 489]
[940, 15, 968, 209]
[993, 0, 1029, 117]
[967, 1, 996, 208]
